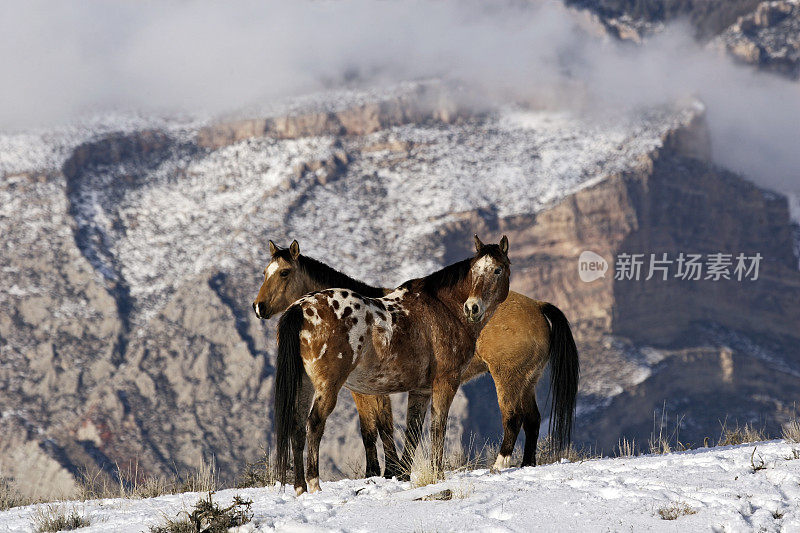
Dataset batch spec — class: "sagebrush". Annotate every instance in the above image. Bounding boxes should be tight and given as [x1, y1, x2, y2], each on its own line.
[149, 491, 252, 533]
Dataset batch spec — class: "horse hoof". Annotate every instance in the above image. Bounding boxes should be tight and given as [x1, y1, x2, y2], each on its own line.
[493, 454, 512, 470]
[295, 485, 307, 496]
[308, 477, 321, 493]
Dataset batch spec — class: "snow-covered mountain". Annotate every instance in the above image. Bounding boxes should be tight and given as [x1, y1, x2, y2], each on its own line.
[1, 74, 799, 501]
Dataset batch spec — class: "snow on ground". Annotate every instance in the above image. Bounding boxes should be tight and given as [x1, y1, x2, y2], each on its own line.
[1, 441, 798, 532]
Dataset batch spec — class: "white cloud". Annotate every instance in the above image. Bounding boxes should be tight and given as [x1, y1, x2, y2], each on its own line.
[0, 0, 797, 193]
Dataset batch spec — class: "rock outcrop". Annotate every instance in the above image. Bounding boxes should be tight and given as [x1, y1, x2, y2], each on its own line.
[719, 1, 800, 79]
[565, 0, 762, 39]
[196, 84, 467, 149]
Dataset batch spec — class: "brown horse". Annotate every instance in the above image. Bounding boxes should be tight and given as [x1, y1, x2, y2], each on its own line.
[271, 237, 510, 494]
[254, 239, 579, 476]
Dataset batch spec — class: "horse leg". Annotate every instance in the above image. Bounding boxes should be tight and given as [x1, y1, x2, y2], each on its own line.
[521, 393, 541, 467]
[306, 385, 341, 493]
[375, 395, 401, 479]
[292, 374, 314, 495]
[398, 391, 431, 480]
[351, 392, 381, 478]
[492, 381, 523, 471]
[430, 379, 459, 476]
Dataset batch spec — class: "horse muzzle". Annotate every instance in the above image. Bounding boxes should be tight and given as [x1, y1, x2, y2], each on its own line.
[463, 298, 485, 324]
[253, 301, 271, 320]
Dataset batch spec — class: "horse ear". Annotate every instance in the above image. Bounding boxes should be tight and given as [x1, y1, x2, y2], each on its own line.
[500, 235, 509, 255]
[268, 240, 278, 256]
[474, 234, 484, 253]
[289, 240, 300, 260]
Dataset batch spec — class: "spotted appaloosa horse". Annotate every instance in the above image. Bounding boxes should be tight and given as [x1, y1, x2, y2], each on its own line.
[271, 236, 510, 494]
[253, 239, 578, 478]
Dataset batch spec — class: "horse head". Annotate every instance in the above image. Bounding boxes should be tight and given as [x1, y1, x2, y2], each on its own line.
[463, 234, 510, 324]
[253, 239, 308, 320]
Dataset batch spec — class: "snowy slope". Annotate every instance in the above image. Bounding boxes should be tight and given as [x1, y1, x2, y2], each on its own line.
[2, 440, 798, 532]
[59, 89, 698, 324]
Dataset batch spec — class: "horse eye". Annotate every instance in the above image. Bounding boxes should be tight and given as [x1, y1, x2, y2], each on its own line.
[280, 269, 291, 278]
[494, 268, 502, 275]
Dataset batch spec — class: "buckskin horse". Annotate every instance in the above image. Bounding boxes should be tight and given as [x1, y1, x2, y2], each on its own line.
[269, 236, 510, 494]
[253, 237, 579, 480]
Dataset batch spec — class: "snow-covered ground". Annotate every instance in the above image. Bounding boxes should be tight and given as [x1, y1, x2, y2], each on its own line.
[2, 440, 798, 532]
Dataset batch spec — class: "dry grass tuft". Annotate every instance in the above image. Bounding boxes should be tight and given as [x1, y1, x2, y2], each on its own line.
[782, 418, 800, 443]
[177, 458, 218, 494]
[236, 448, 277, 488]
[78, 458, 218, 501]
[149, 491, 252, 533]
[657, 501, 697, 520]
[648, 407, 688, 455]
[398, 431, 489, 488]
[717, 422, 766, 447]
[1, 477, 39, 511]
[536, 435, 596, 465]
[407, 458, 445, 489]
[616, 438, 638, 458]
[31, 505, 90, 532]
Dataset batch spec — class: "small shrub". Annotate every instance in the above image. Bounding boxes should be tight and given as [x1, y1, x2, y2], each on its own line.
[31, 505, 90, 532]
[657, 501, 697, 520]
[782, 418, 800, 443]
[149, 492, 253, 533]
[717, 423, 766, 447]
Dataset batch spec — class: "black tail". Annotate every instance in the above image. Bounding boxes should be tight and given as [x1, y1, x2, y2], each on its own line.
[541, 302, 579, 453]
[275, 304, 305, 486]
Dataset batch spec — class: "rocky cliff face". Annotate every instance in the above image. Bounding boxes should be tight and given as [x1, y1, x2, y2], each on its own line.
[719, 1, 800, 79]
[570, 0, 800, 79]
[1, 82, 798, 497]
[0, 171, 124, 498]
[565, 0, 762, 39]
[435, 110, 800, 452]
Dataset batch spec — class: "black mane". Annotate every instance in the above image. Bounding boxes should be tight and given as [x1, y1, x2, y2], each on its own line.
[274, 249, 385, 298]
[400, 244, 509, 296]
